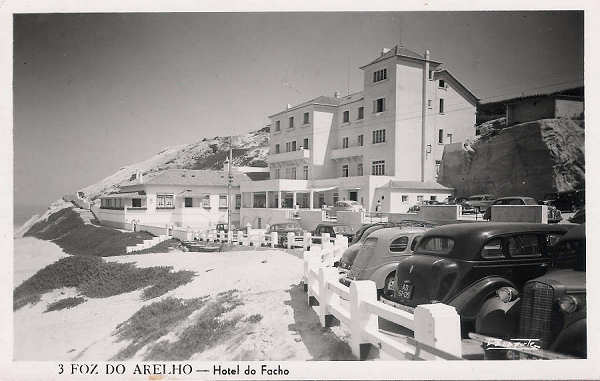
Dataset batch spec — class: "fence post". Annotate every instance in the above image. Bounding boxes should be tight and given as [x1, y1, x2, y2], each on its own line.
[237, 231, 243, 245]
[317, 267, 339, 327]
[303, 247, 321, 292]
[303, 232, 312, 251]
[306, 252, 321, 306]
[242, 232, 250, 246]
[322, 233, 331, 248]
[349, 280, 378, 360]
[287, 232, 294, 249]
[270, 232, 278, 248]
[414, 304, 462, 359]
[227, 230, 233, 243]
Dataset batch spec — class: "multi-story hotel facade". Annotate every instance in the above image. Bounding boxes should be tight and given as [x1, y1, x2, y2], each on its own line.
[239, 45, 478, 228]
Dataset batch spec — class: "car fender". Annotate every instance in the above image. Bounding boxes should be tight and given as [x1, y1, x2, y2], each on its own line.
[550, 318, 587, 357]
[449, 276, 517, 320]
[370, 262, 402, 289]
[474, 295, 520, 337]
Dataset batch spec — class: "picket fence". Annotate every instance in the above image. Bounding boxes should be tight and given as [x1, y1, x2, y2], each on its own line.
[302, 249, 463, 360]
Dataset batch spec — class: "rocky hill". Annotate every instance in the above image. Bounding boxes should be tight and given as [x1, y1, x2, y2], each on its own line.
[438, 118, 584, 199]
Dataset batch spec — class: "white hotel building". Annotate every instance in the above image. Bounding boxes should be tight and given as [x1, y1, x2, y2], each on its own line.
[242, 45, 478, 228]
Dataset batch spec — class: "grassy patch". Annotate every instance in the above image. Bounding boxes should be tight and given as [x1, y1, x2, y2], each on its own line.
[45, 297, 86, 312]
[13, 255, 196, 310]
[25, 207, 154, 257]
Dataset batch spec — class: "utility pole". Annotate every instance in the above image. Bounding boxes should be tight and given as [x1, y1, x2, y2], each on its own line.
[227, 135, 233, 241]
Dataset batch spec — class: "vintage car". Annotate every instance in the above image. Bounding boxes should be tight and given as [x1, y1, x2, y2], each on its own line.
[266, 222, 304, 247]
[386, 222, 572, 337]
[543, 189, 585, 212]
[313, 222, 354, 241]
[463, 194, 496, 213]
[328, 200, 364, 216]
[483, 196, 562, 223]
[339, 226, 430, 297]
[514, 223, 586, 357]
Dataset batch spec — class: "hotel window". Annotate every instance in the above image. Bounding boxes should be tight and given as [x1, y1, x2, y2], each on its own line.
[184, 197, 193, 208]
[373, 68, 387, 83]
[303, 137, 309, 149]
[431, 195, 437, 201]
[274, 168, 280, 179]
[291, 141, 297, 151]
[303, 165, 309, 180]
[417, 195, 424, 202]
[439, 98, 445, 114]
[402, 195, 408, 202]
[219, 195, 228, 208]
[343, 110, 350, 123]
[372, 129, 386, 144]
[438, 79, 446, 88]
[438, 129, 444, 144]
[436, 160, 441, 175]
[303, 112, 309, 124]
[275, 120, 281, 131]
[358, 106, 364, 120]
[132, 198, 141, 208]
[157, 194, 174, 208]
[285, 142, 291, 152]
[202, 195, 210, 208]
[372, 160, 385, 176]
[289, 116, 294, 128]
[235, 194, 241, 209]
[342, 137, 349, 149]
[427, 99, 432, 109]
[275, 144, 280, 154]
[291, 167, 297, 180]
[374, 97, 385, 113]
[447, 133, 453, 144]
[358, 134, 364, 146]
[342, 164, 349, 177]
[333, 192, 339, 204]
[357, 163, 363, 176]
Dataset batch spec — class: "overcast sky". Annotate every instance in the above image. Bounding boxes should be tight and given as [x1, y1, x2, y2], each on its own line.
[13, 11, 584, 208]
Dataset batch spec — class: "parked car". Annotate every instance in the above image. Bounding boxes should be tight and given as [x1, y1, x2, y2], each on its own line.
[514, 224, 586, 358]
[313, 222, 354, 241]
[339, 226, 430, 297]
[341, 220, 439, 270]
[463, 194, 496, 213]
[407, 200, 442, 213]
[385, 222, 572, 337]
[543, 189, 585, 212]
[329, 200, 363, 216]
[215, 223, 237, 233]
[483, 196, 562, 223]
[266, 222, 304, 247]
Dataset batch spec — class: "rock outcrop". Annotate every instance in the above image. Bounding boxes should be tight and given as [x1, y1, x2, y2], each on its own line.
[438, 118, 584, 200]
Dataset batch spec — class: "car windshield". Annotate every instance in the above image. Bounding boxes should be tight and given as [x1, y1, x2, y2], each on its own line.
[333, 225, 352, 234]
[523, 198, 538, 205]
[417, 236, 455, 255]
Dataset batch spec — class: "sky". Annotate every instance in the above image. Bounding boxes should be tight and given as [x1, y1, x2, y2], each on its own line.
[13, 11, 584, 208]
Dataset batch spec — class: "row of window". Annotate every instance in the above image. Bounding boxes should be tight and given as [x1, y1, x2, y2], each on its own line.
[341, 163, 364, 177]
[274, 137, 310, 154]
[274, 112, 311, 132]
[273, 165, 310, 180]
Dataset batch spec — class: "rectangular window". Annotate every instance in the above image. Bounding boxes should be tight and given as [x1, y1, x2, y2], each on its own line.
[274, 168, 280, 179]
[303, 165, 309, 180]
[447, 133, 453, 144]
[285, 142, 291, 152]
[291, 141, 297, 151]
[342, 164, 349, 177]
[374, 98, 385, 113]
[371, 160, 385, 176]
[402, 195, 408, 202]
[358, 106, 364, 120]
[372, 129, 386, 144]
[427, 99, 432, 109]
[439, 98, 445, 114]
[202, 195, 210, 208]
[291, 167, 296, 180]
[235, 194, 241, 209]
[357, 163, 363, 176]
[157, 194, 174, 208]
[289, 116, 294, 128]
[435, 160, 441, 175]
[219, 195, 228, 208]
[439, 79, 446, 88]
[342, 137, 349, 149]
[438, 129, 444, 144]
[343, 110, 350, 123]
[303, 112, 309, 124]
[275, 144, 280, 154]
[275, 120, 281, 131]
[333, 192, 339, 204]
[184, 197, 193, 208]
[303, 137, 309, 149]
[358, 134, 364, 146]
[430, 195, 437, 201]
[132, 198, 141, 208]
[373, 68, 387, 83]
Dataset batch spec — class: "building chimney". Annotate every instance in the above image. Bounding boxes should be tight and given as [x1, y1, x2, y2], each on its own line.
[381, 47, 391, 56]
[425, 49, 430, 61]
[334, 91, 340, 99]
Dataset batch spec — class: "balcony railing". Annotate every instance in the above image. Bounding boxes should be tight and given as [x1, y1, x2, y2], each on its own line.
[331, 145, 364, 160]
[267, 148, 310, 163]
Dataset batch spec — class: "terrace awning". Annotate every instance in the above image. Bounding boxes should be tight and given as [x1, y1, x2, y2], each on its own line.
[310, 186, 338, 192]
[105, 192, 146, 199]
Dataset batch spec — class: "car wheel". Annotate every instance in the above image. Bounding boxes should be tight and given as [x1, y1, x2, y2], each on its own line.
[382, 272, 396, 299]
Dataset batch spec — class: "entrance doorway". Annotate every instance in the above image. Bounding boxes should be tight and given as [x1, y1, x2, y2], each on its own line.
[349, 191, 358, 202]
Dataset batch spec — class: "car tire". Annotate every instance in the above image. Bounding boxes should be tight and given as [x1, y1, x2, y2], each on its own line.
[381, 272, 396, 299]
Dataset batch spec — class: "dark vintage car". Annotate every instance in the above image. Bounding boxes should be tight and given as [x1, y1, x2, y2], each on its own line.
[463, 194, 496, 213]
[385, 223, 572, 337]
[266, 222, 304, 247]
[515, 223, 586, 357]
[483, 196, 562, 223]
[313, 222, 354, 241]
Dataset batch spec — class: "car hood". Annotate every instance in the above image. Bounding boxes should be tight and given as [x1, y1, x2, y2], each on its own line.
[340, 244, 360, 268]
[529, 269, 585, 291]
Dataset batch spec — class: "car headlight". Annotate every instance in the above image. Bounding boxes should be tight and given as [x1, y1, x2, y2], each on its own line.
[558, 295, 579, 313]
[497, 286, 519, 303]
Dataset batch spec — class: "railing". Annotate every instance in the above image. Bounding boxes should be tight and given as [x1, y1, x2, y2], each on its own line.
[302, 250, 463, 360]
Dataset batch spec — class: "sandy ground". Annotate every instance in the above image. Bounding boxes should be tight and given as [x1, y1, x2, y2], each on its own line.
[13, 238, 358, 361]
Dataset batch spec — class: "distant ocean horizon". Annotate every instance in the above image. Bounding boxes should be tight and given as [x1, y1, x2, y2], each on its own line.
[14, 203, 48, 229]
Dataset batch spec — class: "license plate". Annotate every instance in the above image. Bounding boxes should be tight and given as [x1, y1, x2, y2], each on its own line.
[397, 281, 413, 299]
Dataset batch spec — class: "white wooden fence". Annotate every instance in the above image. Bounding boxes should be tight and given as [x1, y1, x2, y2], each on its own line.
[302, 249, 463, 360]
